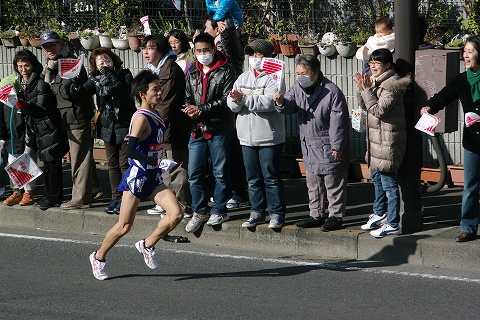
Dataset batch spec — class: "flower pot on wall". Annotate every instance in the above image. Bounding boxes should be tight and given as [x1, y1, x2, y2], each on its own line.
[268, 34, 281, 56]
[352, 162, 371, 181]
[318, 44, 336, 57]
[80, 35, 100, 50]
[420, 167, 441, 184]
[296, 158, 306, 177]
[99, 33, 113, 48]
[299, 44, 319, 56]
[448, 165, 464, 187]
[334, 42, 357, 58]
[28, 38, 41, 48]
[19, 37, 30, 46]
[1, 36, 21, 47]
[128, 35, 142, 52]
[112, 38, 129, 50]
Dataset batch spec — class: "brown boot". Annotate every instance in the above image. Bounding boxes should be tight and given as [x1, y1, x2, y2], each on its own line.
[4, 192, 23, 206]
[19, 192, 34, 206]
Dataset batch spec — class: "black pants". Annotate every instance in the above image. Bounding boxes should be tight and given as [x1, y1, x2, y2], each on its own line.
[43, 158, 63, 203]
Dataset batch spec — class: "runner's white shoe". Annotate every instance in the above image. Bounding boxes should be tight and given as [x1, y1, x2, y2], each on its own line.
[89, 252, 108, 280]
[135, 240, 158, 269]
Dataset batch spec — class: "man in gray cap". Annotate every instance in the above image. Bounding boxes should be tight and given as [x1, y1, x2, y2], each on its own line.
[40, 31, 101, 209]
[227, 39, 287, 229]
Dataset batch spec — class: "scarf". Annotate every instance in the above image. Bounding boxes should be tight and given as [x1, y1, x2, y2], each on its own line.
[148, 50, 177, 75]
[467, 68, 480, 102]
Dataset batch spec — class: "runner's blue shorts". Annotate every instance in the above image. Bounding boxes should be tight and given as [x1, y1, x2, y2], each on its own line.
[118, 165, 164, 200]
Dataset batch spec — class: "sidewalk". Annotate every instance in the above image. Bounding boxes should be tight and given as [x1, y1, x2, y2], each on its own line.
[1, 162, 479, 270]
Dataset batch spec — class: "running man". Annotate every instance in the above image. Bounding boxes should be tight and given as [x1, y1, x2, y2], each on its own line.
[89, 70, 183, 280]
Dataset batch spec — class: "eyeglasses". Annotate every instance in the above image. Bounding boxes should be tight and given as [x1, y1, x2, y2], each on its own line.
[142, 46, 157, 52]
[96, 59, 112, 67]
[368, 61, 383, 67]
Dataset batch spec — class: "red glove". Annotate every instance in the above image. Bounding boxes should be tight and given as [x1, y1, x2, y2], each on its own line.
[15, 98, 26, 109]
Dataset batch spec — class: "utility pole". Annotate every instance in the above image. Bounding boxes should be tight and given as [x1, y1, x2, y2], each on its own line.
[395, 0, 423, 233]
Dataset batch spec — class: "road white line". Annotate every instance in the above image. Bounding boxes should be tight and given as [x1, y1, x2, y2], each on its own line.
[2, 232, 480, 284]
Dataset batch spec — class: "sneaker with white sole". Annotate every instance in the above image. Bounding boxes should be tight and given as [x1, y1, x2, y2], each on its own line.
[206, 213, 230, 226]
[185, 212, 210, 232]
[268, 219, 284, 229]
[135, 240, 158, 269]
[241, 217, 264, 227]
[89, 252, 108, 280]
[370, 224, 401, 238]
[361, 213, 387, 230]
[147, 205, 166, 215]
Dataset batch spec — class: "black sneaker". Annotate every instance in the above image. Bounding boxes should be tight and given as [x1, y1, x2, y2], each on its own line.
[320, 216, 342, 232]
[295, 216, 325, 228]
[455, 231, 477, 242]
[35, 197, 61, 211]
[105, 198, 120, 214]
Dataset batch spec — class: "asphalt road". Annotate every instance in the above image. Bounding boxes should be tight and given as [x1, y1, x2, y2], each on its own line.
[1, 227, 480, 320]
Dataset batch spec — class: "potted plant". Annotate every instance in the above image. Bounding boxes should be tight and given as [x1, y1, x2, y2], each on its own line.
[276, 20, 300, 58]
[127, 19, 144, 52]
[79, 29, 100, 50]
[267, 34, 281, 56]
[18, 30, 30, 47]
[333, 25, 357, 58]
[0, 29, 21, 48]
[24, 24, 42, 48]
[111, 26, 129, 50]
[318, 32, 337, 57]
[298, 30, 320, 56]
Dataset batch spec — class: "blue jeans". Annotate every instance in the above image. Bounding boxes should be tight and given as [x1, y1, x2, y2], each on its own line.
[188, 131, 232, 215]
[371, 169, 400, 228]
[241, 144, 285, 221]
[460, 148, 480, 235]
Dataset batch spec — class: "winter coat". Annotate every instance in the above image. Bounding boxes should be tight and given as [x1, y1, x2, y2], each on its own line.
[185, 51, 236, 134]
[19, 66, 68, 162]
[227, 69, 285, 146]
[206, 0, 243, 27]
[276, 73, 350, 175]
[358, 68, 409, 172]
[41, 44, 95, 130]
[72, 68, 136, 145]
[150, 55, 191, 150]
[426, 71, 480, 154]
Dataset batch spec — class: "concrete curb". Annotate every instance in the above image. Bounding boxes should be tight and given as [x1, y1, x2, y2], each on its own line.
[1, 203, 479, 270]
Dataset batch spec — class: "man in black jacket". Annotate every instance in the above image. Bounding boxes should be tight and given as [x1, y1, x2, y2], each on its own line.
[182, 33, 236, 233]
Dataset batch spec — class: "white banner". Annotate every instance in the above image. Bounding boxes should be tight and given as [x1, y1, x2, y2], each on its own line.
[0, 82, 18, 108]
[415, 112, 441, 136]
[58, 55, 84, 79]
[5, 153, 43, 188]
[140, 16, 152, 36]
[261, 58, 285, 92]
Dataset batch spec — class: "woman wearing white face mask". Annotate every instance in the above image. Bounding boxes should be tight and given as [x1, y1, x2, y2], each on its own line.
[273, 55, 350, 232]
[227, 39, 287, 229]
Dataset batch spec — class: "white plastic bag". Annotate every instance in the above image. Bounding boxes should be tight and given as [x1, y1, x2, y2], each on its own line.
[352, 108, 367, 132]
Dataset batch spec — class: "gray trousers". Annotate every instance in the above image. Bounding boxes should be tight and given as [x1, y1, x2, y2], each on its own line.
[163, 148, 191, 213]
[306, 169, 347, 218]
[67, 124, 93, 204]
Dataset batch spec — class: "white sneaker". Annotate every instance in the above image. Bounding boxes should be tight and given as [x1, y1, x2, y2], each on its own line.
[185, 212, 210, 233]
[226, 198, 239, 209]
[183, 212, 193, 219]
[206, 213, 230, 226]
[268, 219, 284, 229]
[135, 240, 158, 269]
[361, 213, 387, 230]
[241, 217, 264, 227]
[370, 224, 401, 238]
[147, 205, 166, 215]
[89, 252, 108, 280]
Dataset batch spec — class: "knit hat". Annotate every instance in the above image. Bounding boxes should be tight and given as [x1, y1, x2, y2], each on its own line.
[40, 31, 61, 46]
[244, 39, 274, 57]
